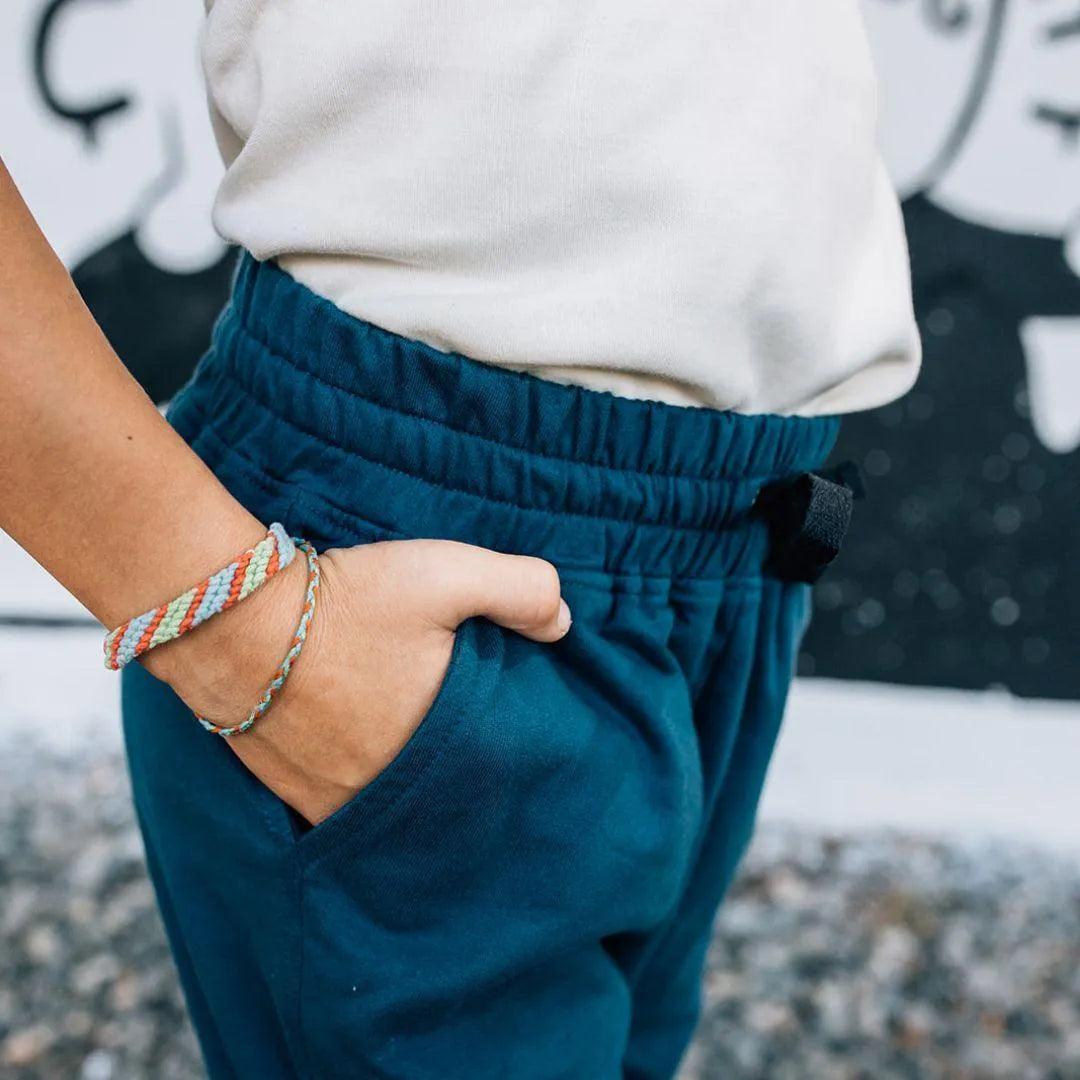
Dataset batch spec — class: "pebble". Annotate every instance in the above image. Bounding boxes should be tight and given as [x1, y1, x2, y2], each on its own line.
[0, 744, 201, 1079]
[693, 827, 1080, 1079]
[5, 743, 1080, 1079]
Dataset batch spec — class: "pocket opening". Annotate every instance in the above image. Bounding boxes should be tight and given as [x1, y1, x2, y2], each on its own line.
[283, 615, 484, 867]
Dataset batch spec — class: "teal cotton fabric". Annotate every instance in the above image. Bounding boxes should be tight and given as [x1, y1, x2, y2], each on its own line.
[122, 254, 839, 1079]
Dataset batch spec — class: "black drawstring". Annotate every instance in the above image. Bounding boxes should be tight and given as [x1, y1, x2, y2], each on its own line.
[753, 460, 864, 584]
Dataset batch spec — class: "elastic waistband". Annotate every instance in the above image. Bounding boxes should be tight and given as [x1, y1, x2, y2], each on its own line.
[179, 254, 840, 581]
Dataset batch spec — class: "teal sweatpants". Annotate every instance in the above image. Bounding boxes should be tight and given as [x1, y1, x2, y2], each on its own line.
[121, 254, 840, 1079]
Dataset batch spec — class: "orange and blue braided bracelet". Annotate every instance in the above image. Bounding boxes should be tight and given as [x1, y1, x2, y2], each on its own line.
[103, 524, 321, 738]
[103, 523, 296, 671]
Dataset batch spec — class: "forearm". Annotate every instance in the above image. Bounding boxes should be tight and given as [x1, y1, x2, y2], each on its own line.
[0, 157, 265, 634]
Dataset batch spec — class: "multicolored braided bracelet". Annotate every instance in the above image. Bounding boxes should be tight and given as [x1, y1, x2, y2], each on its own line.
[196, 539, 320, 737]
[103, 522, 296, 670]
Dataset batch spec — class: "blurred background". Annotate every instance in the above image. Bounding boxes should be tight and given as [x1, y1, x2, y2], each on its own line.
[1, 1, 1079, 1076]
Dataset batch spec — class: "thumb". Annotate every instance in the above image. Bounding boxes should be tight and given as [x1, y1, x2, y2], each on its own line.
[409, 541, 571, 643]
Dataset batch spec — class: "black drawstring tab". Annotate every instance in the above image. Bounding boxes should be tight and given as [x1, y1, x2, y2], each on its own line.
[753, 460, 864, 584]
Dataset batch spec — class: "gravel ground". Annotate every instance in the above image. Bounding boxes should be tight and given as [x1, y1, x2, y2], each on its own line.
[3, 743, 1080, 1079]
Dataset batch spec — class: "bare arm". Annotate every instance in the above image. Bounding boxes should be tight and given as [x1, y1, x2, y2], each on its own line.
[0, 157, 270, 630]
[0, 157, 569, 823]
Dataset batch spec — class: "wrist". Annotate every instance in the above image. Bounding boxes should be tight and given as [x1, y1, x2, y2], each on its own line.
[141, 550, 311, 725]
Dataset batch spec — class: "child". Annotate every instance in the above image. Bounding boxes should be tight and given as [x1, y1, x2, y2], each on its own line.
[0, 2, 919, 1075]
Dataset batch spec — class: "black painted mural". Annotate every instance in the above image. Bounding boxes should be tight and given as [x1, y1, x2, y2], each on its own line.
[29, 0, 236, 403]
[800, 0, 1080, 699]
[71, 232, 236, 405]
[801, 197, 1080, 699]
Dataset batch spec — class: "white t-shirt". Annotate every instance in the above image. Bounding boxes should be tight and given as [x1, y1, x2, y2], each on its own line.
[201, 0, 921, 416]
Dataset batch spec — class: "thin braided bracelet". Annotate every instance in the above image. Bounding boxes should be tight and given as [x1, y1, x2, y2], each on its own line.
[196, 539, 320, 737]
[103, 523, 296, 670]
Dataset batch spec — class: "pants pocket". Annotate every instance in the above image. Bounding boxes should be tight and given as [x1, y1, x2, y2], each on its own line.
[288, 607, 701, 1080]
[281, 615, 494, 870]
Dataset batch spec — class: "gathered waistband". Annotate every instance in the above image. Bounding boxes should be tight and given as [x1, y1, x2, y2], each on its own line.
[171, 254, 840, 581]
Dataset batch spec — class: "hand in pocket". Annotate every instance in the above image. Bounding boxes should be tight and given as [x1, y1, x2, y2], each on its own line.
[145, 540, 571, 825]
